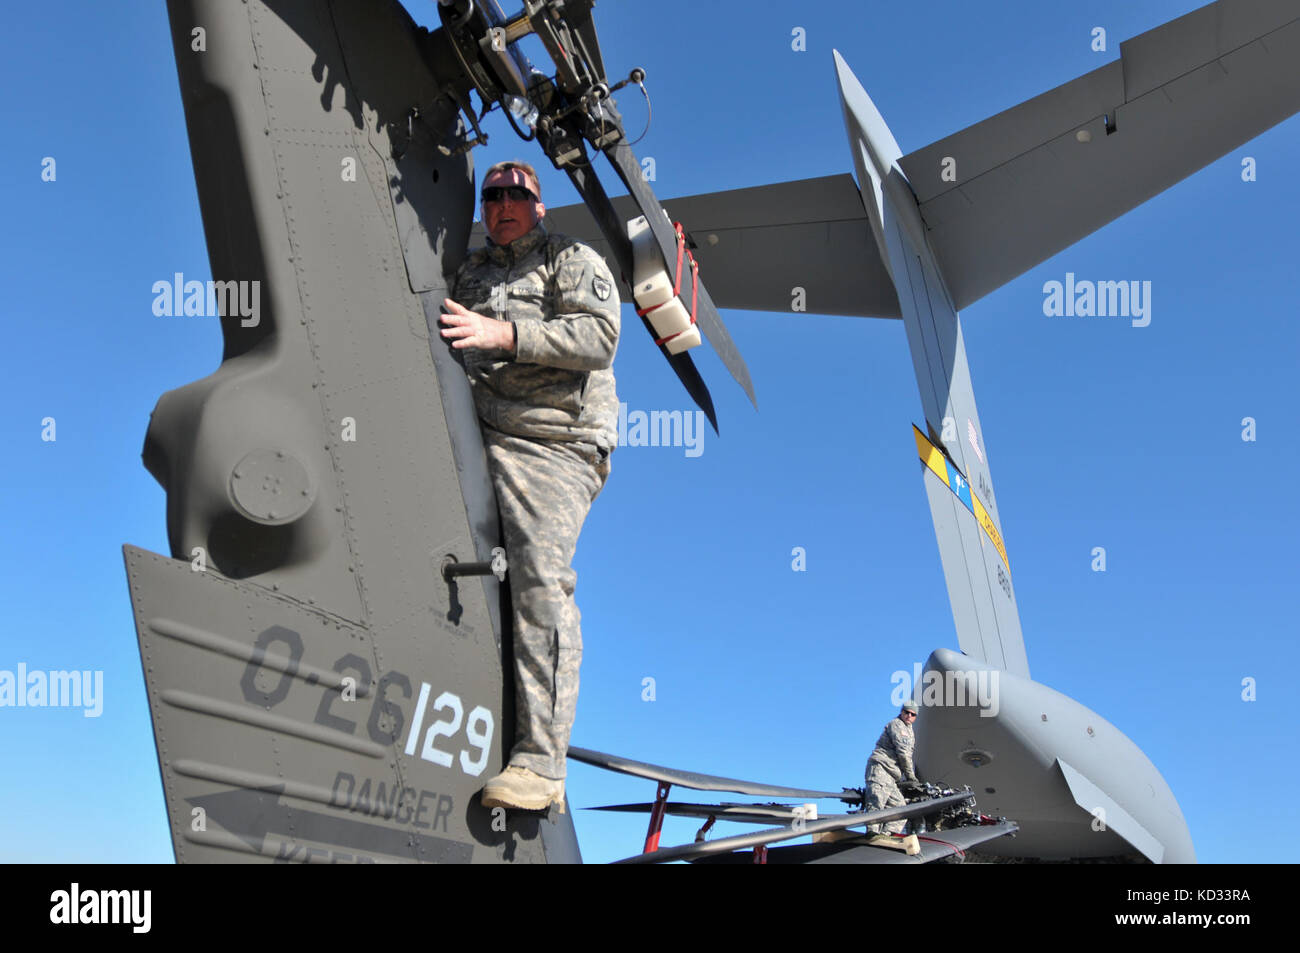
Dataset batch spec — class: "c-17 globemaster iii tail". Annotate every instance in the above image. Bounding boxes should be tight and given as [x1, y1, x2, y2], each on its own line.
[547, 0, 1300, 861]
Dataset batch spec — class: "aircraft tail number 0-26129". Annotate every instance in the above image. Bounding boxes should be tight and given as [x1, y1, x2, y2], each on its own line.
[241, 624, 495, 779]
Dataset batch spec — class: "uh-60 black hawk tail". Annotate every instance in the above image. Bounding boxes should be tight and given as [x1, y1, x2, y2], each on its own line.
[124, 0, 755, 864]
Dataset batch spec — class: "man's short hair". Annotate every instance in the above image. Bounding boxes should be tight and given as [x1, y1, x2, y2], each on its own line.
[483, 160, 541, 199]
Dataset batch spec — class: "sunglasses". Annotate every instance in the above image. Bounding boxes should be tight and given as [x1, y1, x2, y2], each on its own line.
[481, 185, 537, 204]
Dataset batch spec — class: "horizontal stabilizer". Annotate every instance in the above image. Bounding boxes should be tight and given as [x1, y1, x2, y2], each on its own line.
[542, 175, 900, 318]
[899, 0, 1300, 309]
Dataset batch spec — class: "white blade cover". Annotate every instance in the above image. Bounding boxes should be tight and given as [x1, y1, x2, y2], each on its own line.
[899, 0, 1300, 310]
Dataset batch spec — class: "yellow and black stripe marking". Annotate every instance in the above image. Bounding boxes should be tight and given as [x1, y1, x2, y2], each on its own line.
[913, 425, 1010, 571]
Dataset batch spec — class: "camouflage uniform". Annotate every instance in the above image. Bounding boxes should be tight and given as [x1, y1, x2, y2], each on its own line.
[865, 716, 918, 834]
[451, 221, 619, 780]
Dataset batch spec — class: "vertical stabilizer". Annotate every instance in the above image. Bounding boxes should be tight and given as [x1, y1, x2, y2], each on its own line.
[834, 52, 1029, 676]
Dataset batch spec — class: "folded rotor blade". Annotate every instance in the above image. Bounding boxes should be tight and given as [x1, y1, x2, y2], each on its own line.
[612, 791, 974, 864]
[689, 819, 1021, 864]
[589, 802, 815, 825]
[601, 139, 757, 409]
[568, 746, 853, 800]
[560, 161, 720, 432]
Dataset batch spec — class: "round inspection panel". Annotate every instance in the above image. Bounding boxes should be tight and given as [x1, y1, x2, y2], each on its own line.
[229, 448, 315, 524]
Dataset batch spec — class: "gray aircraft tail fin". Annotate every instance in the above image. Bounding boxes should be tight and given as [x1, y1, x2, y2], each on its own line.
[912, 425, 1028, 677]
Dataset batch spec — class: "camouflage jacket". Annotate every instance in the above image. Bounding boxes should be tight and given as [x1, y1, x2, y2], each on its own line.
[868, 716, 917, 782]
[450, 222, 620, 448]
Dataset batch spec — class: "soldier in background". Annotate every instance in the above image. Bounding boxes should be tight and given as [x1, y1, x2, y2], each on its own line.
[440, 160, 619, 813]
[865, 700, 921, 834]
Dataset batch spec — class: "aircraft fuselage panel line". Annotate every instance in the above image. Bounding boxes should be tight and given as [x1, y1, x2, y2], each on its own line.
[418, 291, 509, 652]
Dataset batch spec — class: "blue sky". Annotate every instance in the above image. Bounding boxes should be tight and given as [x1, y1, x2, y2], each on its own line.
[1, 0, 1296, 864]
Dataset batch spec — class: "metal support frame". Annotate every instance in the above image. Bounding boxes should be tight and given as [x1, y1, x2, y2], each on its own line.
[694, 814, 716, 843]
[643, 780, 671, 854]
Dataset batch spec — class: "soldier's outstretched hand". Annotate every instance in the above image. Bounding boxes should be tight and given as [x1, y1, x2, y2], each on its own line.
[441, 299, 515, 352]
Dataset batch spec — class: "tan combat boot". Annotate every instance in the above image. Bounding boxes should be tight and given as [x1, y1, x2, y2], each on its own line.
[480, 765, 566, 813]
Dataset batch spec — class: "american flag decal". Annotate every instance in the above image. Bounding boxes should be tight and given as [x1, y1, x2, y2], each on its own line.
[968, 419, 984, 464]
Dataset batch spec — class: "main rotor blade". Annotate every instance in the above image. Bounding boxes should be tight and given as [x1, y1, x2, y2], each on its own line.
[568, 746, 855, 801]
[612, 792, 974, 864]
[601, 139, 757, 409]
[689, 819, 1021, 865]
[559, 162, 720, 432]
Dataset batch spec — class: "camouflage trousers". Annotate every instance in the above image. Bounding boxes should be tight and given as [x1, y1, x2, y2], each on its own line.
[865, 761, 908, 834]
[483, 428, 610, 780]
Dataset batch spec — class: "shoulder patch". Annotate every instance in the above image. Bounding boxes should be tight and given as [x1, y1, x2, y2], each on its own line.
[592, 274, 612, 301]
[551, 234, 603, 265]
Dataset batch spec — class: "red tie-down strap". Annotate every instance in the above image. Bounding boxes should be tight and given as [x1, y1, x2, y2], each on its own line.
[635, 221, 699, 347]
